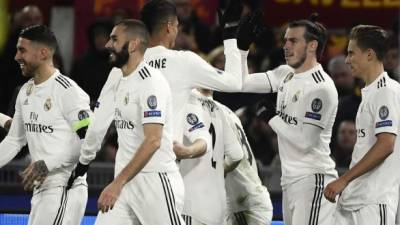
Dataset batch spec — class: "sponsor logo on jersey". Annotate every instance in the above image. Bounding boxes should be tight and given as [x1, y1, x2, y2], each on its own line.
[78, 110, 90, 120]
[186, 113, 199, 125]
[311, 98, 322, 112]
[44, 98, 52, 111]
[26, 84, 34, 96]
[114, 120, 134, 129]
[305, 112, 321, 120]
[24, 123, 54, 133]
[277, 104, 298, 125]
[144, 110, 161, 117]
[283, 72, 294, 83]
[378, 106, 389, 120]
[376, 120, 392, 128]
[189, 122, 205, 132]
[357, 128, 366, 137]
[147, 95, 157, 109]
[124, 93, 129, 105]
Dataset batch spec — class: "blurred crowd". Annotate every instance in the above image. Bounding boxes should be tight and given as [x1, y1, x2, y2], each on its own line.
[0, 1, 399, 172]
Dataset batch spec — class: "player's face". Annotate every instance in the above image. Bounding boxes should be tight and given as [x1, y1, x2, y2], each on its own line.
[14, 37, 41, 77]
[283, 27, 308, 69]
[105, 25, 130, 68]
[345, 40, 369, 79]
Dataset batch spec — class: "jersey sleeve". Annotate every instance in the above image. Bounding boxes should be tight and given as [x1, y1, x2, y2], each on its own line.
[0, 89, 27, 168]
[242, 61, 291, 94]
[222, 111, 243, 162]
[303, 86, 338, 129]
[182, 103, 210, 145]
[372, 89, 399, 136]
[79, 70, 119, 165]
[59, 85, 92, 139]
[181, 39, 242, 92]
[140, 78, 170, 125]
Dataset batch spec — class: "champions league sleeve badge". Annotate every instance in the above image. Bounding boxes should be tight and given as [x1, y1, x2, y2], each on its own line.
[147, 95, 158, 109]
[44, 98, 52, 111]
[186, 113, 199, 125]
[378, 106, 389, 120]
[311, 98, 323, 112]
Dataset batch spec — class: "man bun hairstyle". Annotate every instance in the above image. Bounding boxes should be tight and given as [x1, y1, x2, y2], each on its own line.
[288, 13, 327, 59]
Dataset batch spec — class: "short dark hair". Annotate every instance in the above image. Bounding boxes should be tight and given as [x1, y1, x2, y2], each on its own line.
[288, 15, 327, 59]
[349, 25, 389, 61]
[115, 19, 150, 53]
[19, 25, 58, 53]
[140, 0, 177, 35]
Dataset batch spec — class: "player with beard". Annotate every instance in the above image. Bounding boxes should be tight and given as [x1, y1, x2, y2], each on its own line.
[0, 25, 90, 225]
[237, 14, 339, 225]
[70, 19, 185, 224]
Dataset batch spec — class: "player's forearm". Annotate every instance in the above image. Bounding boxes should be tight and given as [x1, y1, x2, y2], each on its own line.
[269, 116, 320, 152]
[114, 137, 160, 185]
[0, 137, 23, 168]
[341, 136, 394, 184]
[223, 39, 242, 90]
[176, 139, 207, 159]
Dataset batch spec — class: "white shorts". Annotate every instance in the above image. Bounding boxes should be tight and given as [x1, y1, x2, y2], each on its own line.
[95, 171, 185, 225]
[335, 204, 395, 225]
[282, 173, 336, 225]
[226, 209, 272, 225]
[28, 184, 88, 225]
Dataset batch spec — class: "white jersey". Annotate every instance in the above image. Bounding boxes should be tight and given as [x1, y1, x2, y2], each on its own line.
[0, 69, 90, 189]
[223, 105, 273, 213]
[180, 91, 243, 225]
[244, 63, 338, 186]
[143, 39, 242, 142]
[339, 72, 400, 210]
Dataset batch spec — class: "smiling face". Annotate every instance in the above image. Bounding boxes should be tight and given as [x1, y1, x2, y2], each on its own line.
[283, 27, 308, 69]
[345, 39, 370, 79]
[14, 37, 41, 77]
[105, 25, 130, 68]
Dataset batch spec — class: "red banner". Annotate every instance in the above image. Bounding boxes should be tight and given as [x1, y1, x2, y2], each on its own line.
[262, 0, 399, 29]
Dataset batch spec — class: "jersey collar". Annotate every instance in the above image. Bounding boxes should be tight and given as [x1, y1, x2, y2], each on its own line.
[293, 63, 323, 79]
[361, 71, 388, 93]
[35, 69, 60, 88]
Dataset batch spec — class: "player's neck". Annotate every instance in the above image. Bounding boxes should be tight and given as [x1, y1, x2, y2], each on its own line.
[362, 62, 384, 86]
[149, 35, 172, 49]
[121, 54, 143, 77]
[294, 57, 318, 74]
[33, 64, 56, 85]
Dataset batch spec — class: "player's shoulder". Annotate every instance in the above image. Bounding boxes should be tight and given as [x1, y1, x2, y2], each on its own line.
[54, 72, 89, 99]
[268, 64, 293, 77]
[373, 73, 400, 98]
[138, 63, 170, 89]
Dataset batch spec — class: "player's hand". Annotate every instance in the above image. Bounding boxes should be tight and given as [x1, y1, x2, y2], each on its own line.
[20, 160, 49, 191]
[97, 180, 124, 213]
[255, 99, 277, 122]
[324, 177, 348, 203]
[173, 141, 190, 159]
[218, 0, 243, 40]
[237, 10, 264, 50]
[67, 162, 90, 190]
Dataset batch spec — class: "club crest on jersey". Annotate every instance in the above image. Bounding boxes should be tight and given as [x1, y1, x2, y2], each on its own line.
[26, 83, 34, 96]
[379, 106, 389, 120]
[283, 72, 294, 83]
[124, 93, 129, 105]
[292, 90, 301, 102]
[187, 113, 199, 125]
[311, 98, 322, 112]
[147, 95, 157, 109]
[44, 98, 52, 111]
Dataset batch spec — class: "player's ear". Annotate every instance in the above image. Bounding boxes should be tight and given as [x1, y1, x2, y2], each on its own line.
[308, 40, 318, 53]
[366, 48, 375, 61]
[128, 38, 139, 54]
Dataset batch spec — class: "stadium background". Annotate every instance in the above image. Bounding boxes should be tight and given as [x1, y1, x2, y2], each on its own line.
[0, 0, 398, 224]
